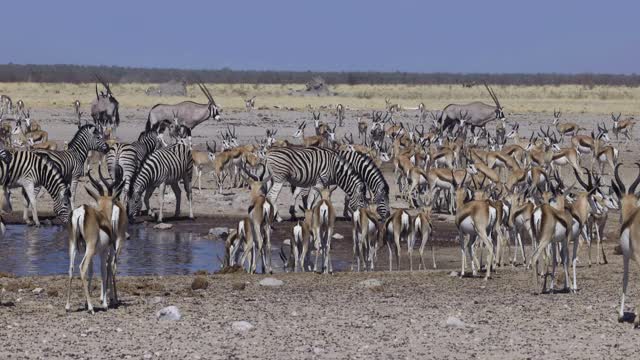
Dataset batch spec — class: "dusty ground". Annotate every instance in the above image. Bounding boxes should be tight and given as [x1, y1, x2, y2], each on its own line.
[1, 243, 639, 359]
[2, 101, 640, 358]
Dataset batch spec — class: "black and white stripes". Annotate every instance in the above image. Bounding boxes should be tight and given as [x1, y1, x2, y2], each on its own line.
[0, 150, 70, 225]
[34, 124, 107, 207]
[338, 150, 390, 219]
[127, 143, 194, 221]
[265, 146, 367, 214]
[106, 125, 164, 200]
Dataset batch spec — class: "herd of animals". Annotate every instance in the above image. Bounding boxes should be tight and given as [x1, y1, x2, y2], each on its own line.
[0, 79, 639, 328]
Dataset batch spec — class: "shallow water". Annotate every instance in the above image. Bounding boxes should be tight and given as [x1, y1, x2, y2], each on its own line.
[0, 223, 351, 276]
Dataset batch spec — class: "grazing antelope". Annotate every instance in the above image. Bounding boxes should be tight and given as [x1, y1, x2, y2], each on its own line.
[528, 177, 576, 294]
[586, 188, 618, 266]
[15, 100, 24, 115]
[229, 216, 257, 273]
[572, 168, 604, 267]
[291, 204, 314, 272]
[412, 204, 435, 270]
[440, 84, 503, 134]
[357, 116, 368, 140]
[352, 205, 382, 272]
[146, 82, 221, 130]
[312, 186, 337, 274]
[0, 95, 12, 114]
[453, 172, 497, 280]
[610, 163, 640, 327]
[244, 96, 256, 112]
[552, 109, 582, 142]
[73, 100, 81, 117]
[242, 164, 277, 274]
[312, 111, 329, 136]
[385, 97, 400, 113]
[191, 146, 213, 191]
[383, 208, 411, 271]
[65, 168, 126, 313]
[336, 103, 345, 127]
[611, 113, 635, 142]
[293, 121, 335, 147]
[506, 191, 535, 266]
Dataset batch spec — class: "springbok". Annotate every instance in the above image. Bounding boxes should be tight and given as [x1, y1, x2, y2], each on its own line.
[610, 163, 640, 327]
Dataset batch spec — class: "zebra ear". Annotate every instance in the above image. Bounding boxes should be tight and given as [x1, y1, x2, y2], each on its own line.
[85, 186, 101, 202]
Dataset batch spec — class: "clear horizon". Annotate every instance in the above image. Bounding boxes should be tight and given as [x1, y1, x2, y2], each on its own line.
[1, 0, 637, 74]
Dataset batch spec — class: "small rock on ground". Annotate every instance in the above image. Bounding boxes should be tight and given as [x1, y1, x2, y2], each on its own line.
[191, 277, 209, 290]
[208, 227, 228, 238]
[445, 316, 466, 328]
[332, 233, 344, 240]
[153, 223, 173, 230]
[156, 306, 181, 321]
[32, 288, 44, 295]
[259, 278, 284, 287]
[231, 321, 254, 332]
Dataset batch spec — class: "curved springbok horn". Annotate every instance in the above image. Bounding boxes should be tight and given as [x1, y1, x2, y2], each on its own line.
[88, 169, 104, 196]
[629, 163, 640, 194]
[614, 163, 626, 194]
[98, 166, 115, 195]
[241, 163, 259, 182]
[573, 167, 590, 191]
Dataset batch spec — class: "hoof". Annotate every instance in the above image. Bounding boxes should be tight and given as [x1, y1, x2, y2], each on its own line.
[618, 315, 625, 323]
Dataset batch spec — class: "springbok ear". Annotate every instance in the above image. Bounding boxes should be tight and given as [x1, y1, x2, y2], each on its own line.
[85, 186, 101, 202]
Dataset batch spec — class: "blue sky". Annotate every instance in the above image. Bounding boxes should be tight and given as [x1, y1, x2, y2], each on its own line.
[1, 0, 637, 73]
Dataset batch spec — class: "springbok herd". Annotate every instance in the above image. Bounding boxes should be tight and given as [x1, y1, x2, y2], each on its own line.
[0, 80, 639, 328]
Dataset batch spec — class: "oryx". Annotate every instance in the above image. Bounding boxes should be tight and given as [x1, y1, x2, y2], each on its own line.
[440, 83, 505, 135]
[90, 75, 120, 134]
[146, 82, 221, 131]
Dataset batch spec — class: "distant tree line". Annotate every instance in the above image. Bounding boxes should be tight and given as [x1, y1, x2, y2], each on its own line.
[0, 63, 638, 87]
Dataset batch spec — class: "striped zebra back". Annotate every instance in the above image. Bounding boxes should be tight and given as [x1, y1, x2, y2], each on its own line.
[3, 151, 70, 223]
[338, 150, 389, 219]
[34, 124, 107, 181]
[107, 129, 163, 187]
[266, 146, 366, 212]
[128, 143, 193, 216]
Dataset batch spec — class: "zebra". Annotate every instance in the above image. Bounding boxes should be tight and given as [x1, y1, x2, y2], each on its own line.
[106, 123, 165, 203]
[127, 143, 194, 222]
[0, 150, 71, 225]
[338, 150, 389, 219]
[33, 124, 108, 208]
[265, 146, 367, 219]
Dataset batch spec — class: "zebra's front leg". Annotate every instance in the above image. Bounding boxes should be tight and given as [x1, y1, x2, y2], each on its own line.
[157, 183, 166, 223]
[23, 184, 40, 226]
[21, 187, 33, 225]
[182, 176, 194, 219]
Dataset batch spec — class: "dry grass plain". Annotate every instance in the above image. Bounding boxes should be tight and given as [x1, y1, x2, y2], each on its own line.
[1, 82, 639, 114]
[1, 82, 640, 358]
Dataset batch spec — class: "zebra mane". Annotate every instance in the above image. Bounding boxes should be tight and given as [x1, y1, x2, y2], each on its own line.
[67, 124, 97, 149]
[340, 150, 389, 193]
[127, 149, 154, 198]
